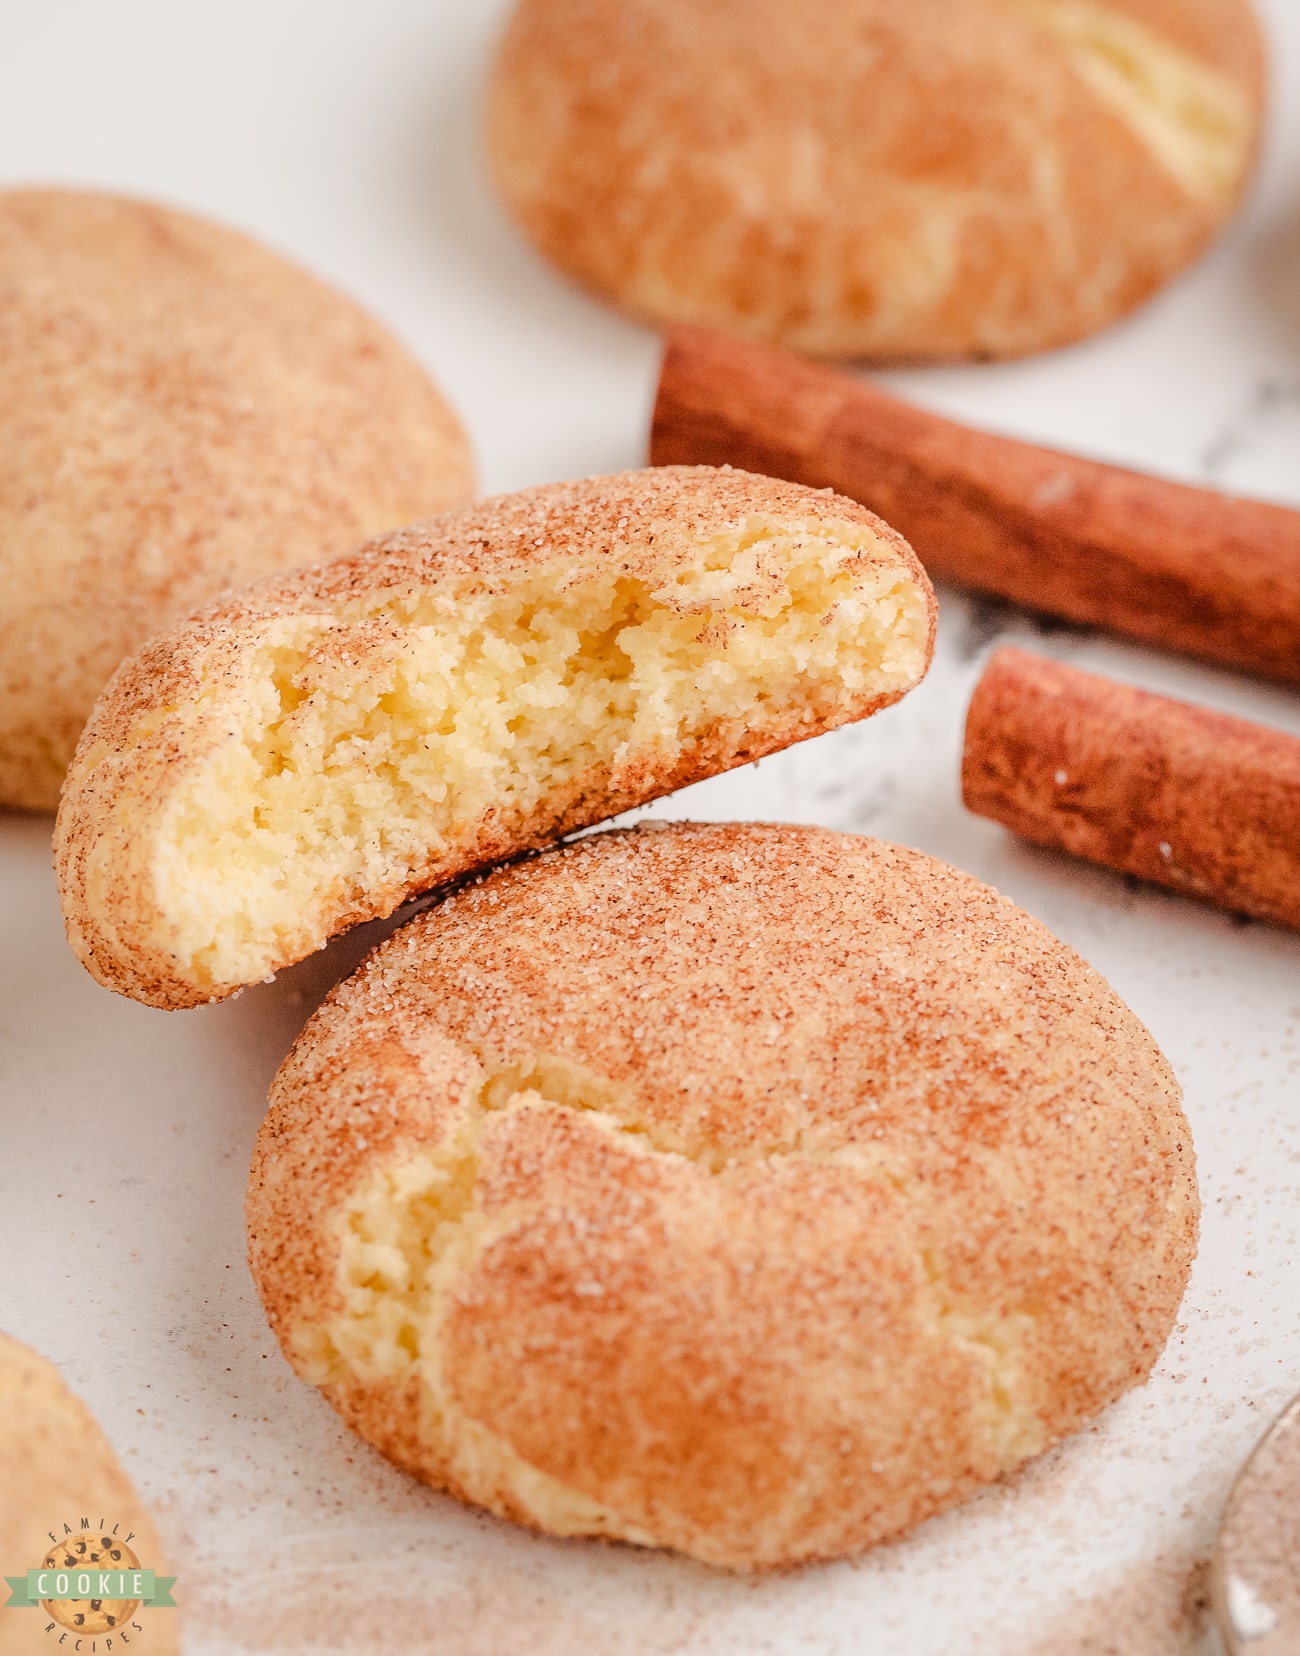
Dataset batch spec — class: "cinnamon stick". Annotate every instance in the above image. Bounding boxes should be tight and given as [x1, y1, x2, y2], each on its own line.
[962, 647, 1300, 931]
[650, 325, 1300, 686]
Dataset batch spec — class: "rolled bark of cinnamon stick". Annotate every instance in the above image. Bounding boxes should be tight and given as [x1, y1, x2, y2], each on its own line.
[962, 647, 1300, 930]
[650, 325, 1300, 686]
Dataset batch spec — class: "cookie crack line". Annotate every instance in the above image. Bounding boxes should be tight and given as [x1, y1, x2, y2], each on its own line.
[300, 1051, 1043, 1480]
[1005, 0, 1255, 203]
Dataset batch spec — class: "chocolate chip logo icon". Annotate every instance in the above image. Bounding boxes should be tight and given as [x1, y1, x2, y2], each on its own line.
[38, 1533, 143, 1633]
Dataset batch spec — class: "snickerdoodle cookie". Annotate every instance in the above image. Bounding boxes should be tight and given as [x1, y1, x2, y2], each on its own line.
[55, 467, 934, 1010]
[0, 1333, 178, 1655]
[486, 0, 1265, 360]
[0, 187, 472, 809]
[246, 822, 1197, 1570]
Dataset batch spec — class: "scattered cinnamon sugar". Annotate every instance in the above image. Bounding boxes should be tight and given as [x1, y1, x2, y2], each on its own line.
[1016, 1551, 1215, 1656]
[181, 1565, 636, 1656]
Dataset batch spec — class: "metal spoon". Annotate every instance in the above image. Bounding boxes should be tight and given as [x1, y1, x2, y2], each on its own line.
[1212, 1391, 1300, 1654]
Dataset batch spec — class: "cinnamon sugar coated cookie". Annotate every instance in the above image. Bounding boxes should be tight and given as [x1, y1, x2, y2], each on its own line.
[54, 467, 934, 1010]
[0, 1333, 178, 1655]
[0, 187, 473, 809]
[487, 0, 1265, 360]
[246, 823, 1198, 1570]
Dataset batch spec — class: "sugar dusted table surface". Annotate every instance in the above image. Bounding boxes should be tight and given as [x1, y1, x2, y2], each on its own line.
[2, 4, 1299, 1652]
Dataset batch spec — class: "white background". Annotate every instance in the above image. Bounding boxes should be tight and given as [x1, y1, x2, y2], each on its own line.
[1, 3, 1298, 1652]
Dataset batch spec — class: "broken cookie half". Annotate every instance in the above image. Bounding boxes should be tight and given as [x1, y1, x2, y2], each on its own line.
[54, 467, 935, 1009]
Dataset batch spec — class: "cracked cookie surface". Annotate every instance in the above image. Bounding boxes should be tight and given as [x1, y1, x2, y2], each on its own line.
[487, 0, 1264, 361]
[246, 822, 1197, 1569]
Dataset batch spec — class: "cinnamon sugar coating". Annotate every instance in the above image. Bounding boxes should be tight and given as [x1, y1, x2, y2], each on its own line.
[486, 0, 1264, 361]
[0, 187, 473, 809]
[246, 822, 1198, 1570]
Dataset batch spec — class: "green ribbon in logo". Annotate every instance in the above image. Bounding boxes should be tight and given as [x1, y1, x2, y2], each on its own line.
[4, 1570, 178, 1609]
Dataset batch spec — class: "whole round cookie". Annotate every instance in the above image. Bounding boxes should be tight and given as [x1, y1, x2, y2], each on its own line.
[0, 1332, 178, 1655]
[0, 188, 474, 810]
[247, 822, 1198, 1570]
[486, 0, 1265, 361]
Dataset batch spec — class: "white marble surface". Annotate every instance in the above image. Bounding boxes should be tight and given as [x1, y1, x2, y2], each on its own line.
[1, 4, 1299, 1652]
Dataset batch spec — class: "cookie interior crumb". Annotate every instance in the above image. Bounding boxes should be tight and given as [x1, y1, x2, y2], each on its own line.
[153, 519, 929, 991]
